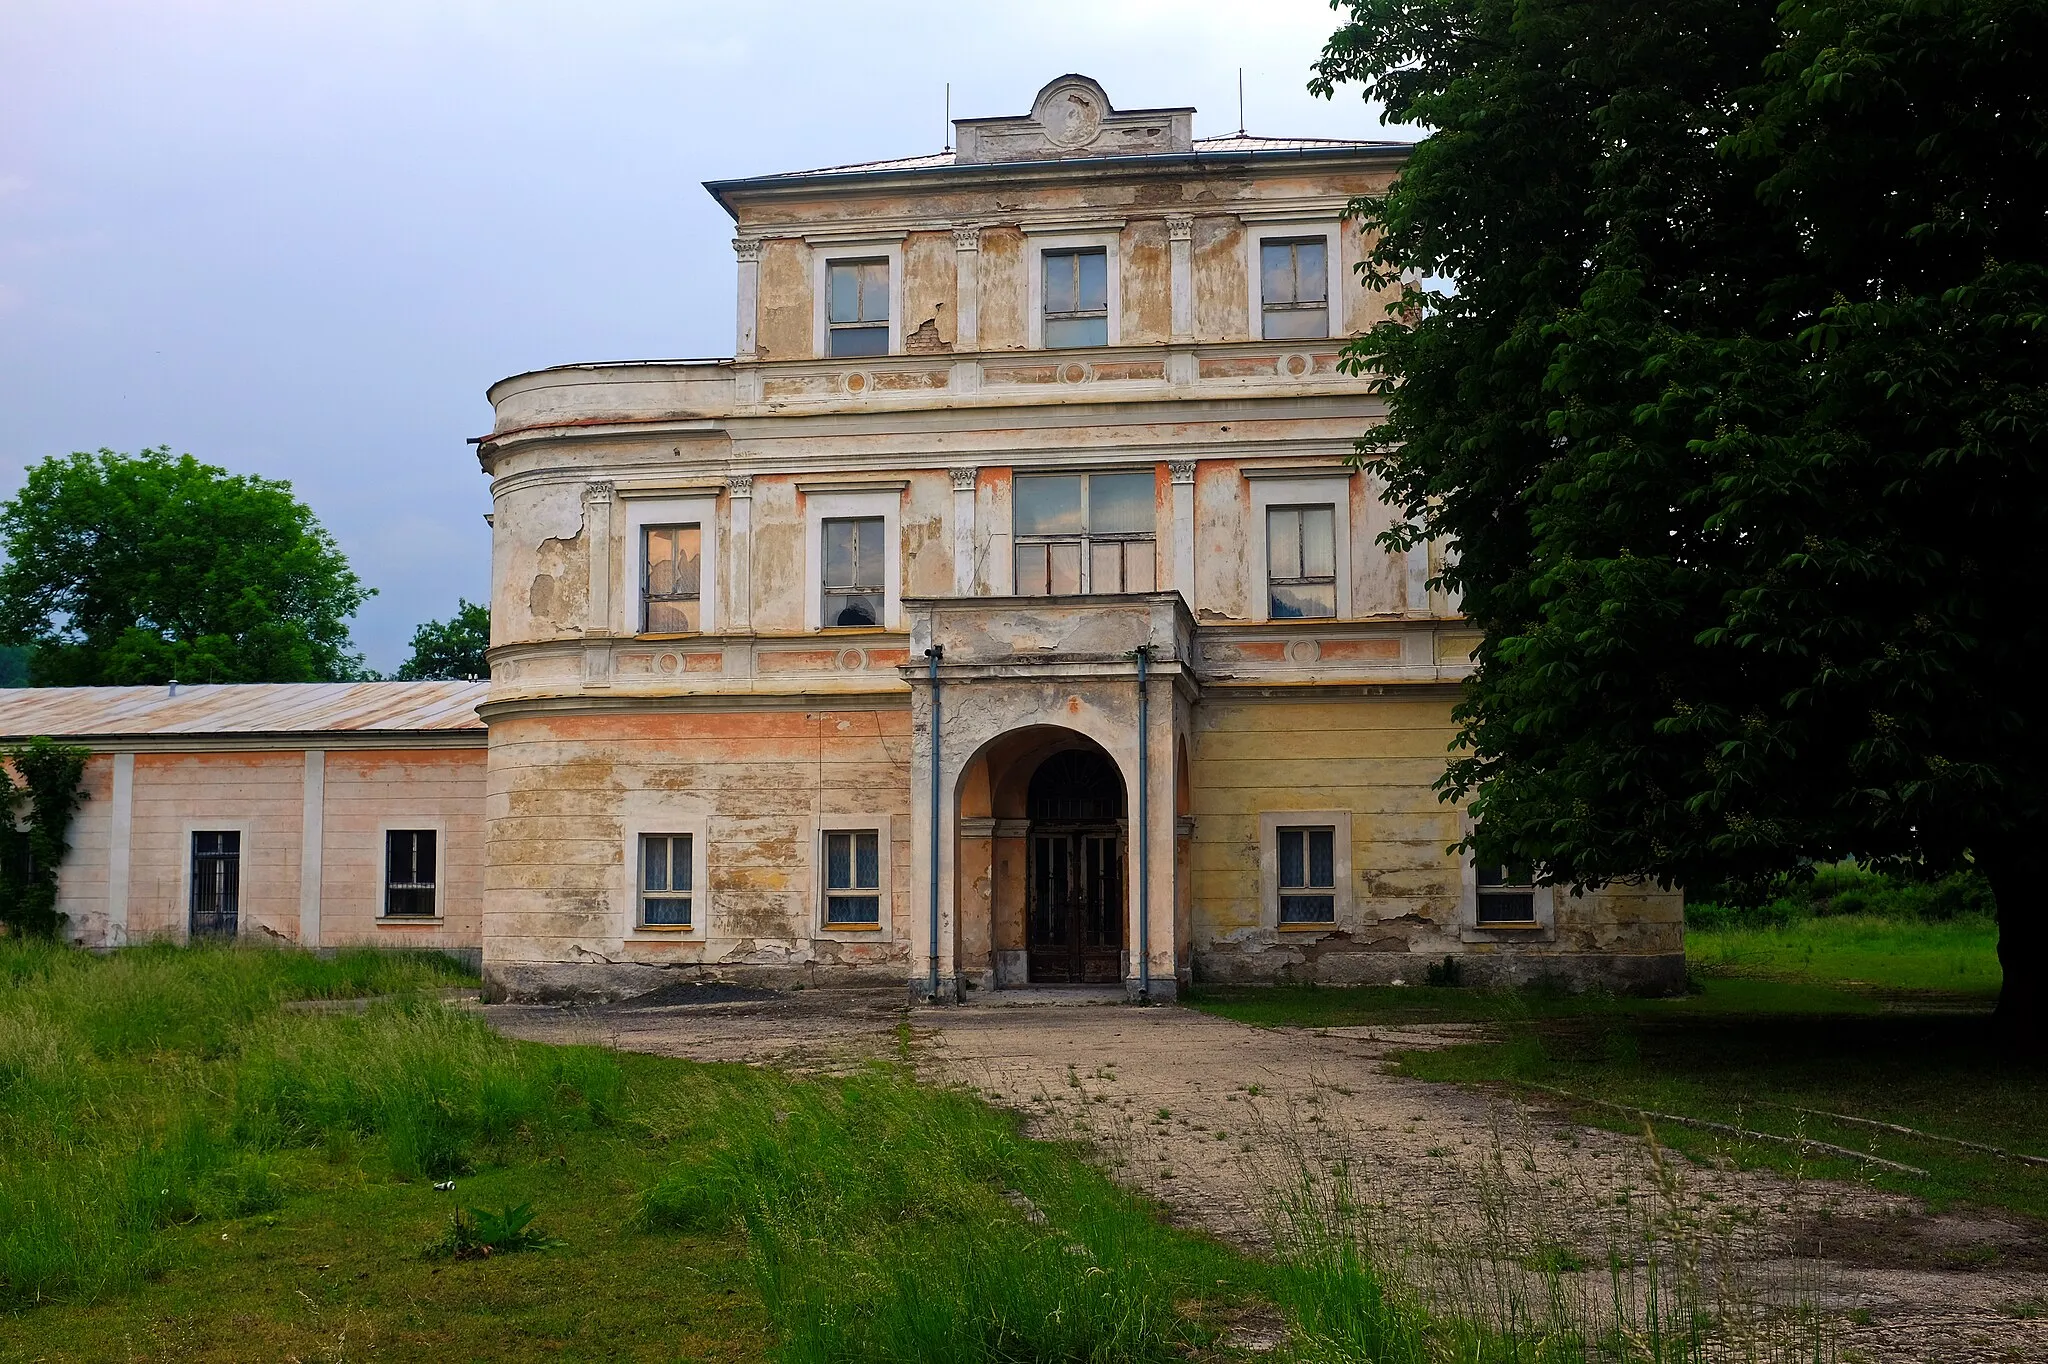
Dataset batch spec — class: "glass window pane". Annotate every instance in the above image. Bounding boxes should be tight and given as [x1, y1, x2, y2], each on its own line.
[827, 895, 880, 925]
[855, 831, 879, 889]
[643, 835, 668, 893]
[1123, 543, 1155, 593]
[825, 591, 881, 627]
[1261, 241, 1295, 305]
[1088, 473, 1154, 534]
[1280, 894, 1335, 923]
[1270, 582, 1334, 620]
[827, 831, 851, 889]
[646, 598, 700, 632]
[1044, 315, 1107, 349]
[1076, 248, 1107, 311]
[416, 831, 436, 886]
[1476, 862, 1506, 888]
[828, 262, 859, 324]
[1044, 252, 1077, 315]
[1278, 829, 1304, 888]
[1049, 541, 1082, 594]
[1308, 828, 1334, 888]
[1264, 306, 1329, 341]
[1295, 240, 1328, 302]
[1014, 476, 1083, 535]
[1016, 544, 1049, 596]
[645, 527, 674, 594]
[1090, 540, 1122, 593]
[824, 519, 854, 587]
[643, 896, 691, 926]
[1268, 508, 1300, 580]
[1478, 891, 1536, 923]
[829, 325, 889, 358]
[859, 260, 889, 323]
[851, 517, 884, 588]
[1302, 507, 1335, 579]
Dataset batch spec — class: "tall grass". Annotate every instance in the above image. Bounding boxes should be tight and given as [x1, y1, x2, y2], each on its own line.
[0, 939, 616, 1307]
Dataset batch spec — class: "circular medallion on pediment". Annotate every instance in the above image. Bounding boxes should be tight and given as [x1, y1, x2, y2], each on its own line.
[1058, 361, 1091, 385]
[1040, 83, 1105, 149]
[843, 371, 869, 394]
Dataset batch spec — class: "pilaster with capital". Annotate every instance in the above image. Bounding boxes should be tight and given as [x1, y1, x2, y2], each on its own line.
[733, 238, 761, 359]
[950, 467, 978, 595]
[952, 227, 981, 351]
[583, 482, 616, 677]
[1168, 461, 1197, 610]
[1166, 215, 1195, 341]
[727, 475, 754, 630]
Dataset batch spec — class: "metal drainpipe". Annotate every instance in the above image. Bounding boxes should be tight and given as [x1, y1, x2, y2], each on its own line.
[926, 644, 944, 1001]
[1135, 644, 1150, 1002]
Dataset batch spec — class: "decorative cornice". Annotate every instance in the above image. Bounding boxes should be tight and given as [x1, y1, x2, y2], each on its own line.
[1165, 214, 1194, 242]
[1168, 460, 1197, 485]
[951, 227, 981, 252]
[732, 238, 762, 262]
[950, 467, 979, 492]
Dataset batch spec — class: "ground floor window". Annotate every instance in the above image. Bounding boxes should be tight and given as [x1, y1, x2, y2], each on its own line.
[824, 829, 881, 927]
[640, 833, 693, 928]
[190, 831, 241, 938]
[1276, 826, 1336, 923]
[1475, 862, 1538, 924]
[384, 830, 438, 918]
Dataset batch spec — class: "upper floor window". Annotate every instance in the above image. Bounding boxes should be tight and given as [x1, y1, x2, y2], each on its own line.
[1266, 505, 1336, 619]
[1043, 248, 1108, 349]
[1014, 471, 1155, 596]
[1261, 237, 1329, 340]
[822, 516, 886, 628]
[643, 524, 702, 633]
[827, 258, 890, 357]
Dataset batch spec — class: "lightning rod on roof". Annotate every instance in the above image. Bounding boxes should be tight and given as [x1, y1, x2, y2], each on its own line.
[1237, 68, 1246, 136]
[945, 83, 952, 151]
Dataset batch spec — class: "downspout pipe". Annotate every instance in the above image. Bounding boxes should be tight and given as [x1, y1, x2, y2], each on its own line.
[1135, 644, 1150, 1002]
[926, 644, 944, 1002]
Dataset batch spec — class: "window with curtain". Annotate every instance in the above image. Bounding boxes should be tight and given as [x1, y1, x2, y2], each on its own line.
[642, 524, 702, 633]
[640, 833, 693, 927]
[1266, 505, 1337, 619]
[1277, 826, 1336, 923]
[824, 830, 881, 926]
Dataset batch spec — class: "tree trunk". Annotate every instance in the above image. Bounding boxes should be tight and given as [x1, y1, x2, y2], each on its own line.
[1981, 844, 2046, 1043]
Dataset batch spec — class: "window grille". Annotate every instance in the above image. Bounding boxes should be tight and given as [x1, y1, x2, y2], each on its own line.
[1277, 826, 1336, 923]
[824, 830, 881, 926]
[827, 259, 889, 357]
[643, 524, 702, 633]
[1013, 471, 1155, 596]
[1476, 862, 1538, 923]
[1260, 237, 1329, 340]
[189, 831, 240, 938]
[1267, 505, 1337, 619]
[1042, 248, 1108, 348]
[384, 830, 438, 918]
[640, 833, 693, 928]
[821, 516, 886, 627]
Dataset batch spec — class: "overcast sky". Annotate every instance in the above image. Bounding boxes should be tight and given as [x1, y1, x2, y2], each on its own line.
[0, 1, 1395, 673]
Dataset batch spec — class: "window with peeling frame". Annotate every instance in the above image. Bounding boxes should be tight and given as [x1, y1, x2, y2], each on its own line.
[643, 524, 702, 633]
[384, 830, 438, 918]
[1267, 504, 1337, 619]
[1042, 248, 1108, 348]
[824, 830, 881, 927]
[827, 259, 890, 357]
[1277, 826, 1336, 923]
[1013, 471, 1155, 596]
[1475, 862, 1538, 924]
[822, 516, 886, 627]
[1260, 237, 1329, 340]
[640, 833, 692, 928]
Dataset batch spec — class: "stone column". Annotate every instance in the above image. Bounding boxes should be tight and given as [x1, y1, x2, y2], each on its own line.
[952, 228, 981, 350]
[1167, 215, 1194, 341]
[733, 238, 760, 358]
[950, 467, 977, 595]
[1169, 461, 1197, 611]
[728, 474, 754, 631]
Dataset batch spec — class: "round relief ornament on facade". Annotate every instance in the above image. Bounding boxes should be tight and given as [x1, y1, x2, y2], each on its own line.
[1040, 85, 1105, 149]
[843, 372, 869, 393]
[838, 649, 865, 671]
[1289, 638, 1322, 665]
[658, 653, 680, 674]
[1282, 353, 1312, 378]
[1058, 361, 1091, 385]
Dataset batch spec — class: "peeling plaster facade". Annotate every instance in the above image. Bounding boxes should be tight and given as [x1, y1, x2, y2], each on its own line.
[478, 76, 1685, 1003]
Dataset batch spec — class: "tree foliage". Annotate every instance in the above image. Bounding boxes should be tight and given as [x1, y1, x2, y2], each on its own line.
[1316, 0, 2047, 1028]
[0, 448, 372, 685]
[0, 737, 90, 939]
[395, 599, 490, 681]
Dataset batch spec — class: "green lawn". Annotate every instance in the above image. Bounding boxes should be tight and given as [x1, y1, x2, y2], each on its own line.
[1189, 915, 2048, 1223]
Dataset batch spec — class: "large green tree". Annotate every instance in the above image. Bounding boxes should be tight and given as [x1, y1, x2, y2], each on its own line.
[1316, 0, 2047, 1031]
[0, 448, 373, 685]
[395, 598, 490, 681]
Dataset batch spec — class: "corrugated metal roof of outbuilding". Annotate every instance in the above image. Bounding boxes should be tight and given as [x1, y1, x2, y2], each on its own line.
[0, 681, 489, 740]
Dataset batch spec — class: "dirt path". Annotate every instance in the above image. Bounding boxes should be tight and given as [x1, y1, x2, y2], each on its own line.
[489, 991, 2048, 1362]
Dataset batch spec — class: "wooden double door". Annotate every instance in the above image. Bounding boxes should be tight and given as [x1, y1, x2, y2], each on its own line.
[1026, 825, 1124, 984]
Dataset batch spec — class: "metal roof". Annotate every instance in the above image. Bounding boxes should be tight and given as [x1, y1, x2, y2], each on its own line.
[0, 681, 489, 740]
[756, 133, 1406, 182]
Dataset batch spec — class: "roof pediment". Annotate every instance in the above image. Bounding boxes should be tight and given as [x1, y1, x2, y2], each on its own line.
[952, 75, 1193, 165]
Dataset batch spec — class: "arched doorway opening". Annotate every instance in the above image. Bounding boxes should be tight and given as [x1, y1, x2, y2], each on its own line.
[1024, 747, 1126, 983]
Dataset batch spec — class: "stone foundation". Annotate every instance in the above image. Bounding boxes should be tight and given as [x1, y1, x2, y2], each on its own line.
[1192, 948, 1687, 996]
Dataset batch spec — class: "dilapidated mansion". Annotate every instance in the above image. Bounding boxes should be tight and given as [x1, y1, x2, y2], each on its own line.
[8, 77, 1683, 999]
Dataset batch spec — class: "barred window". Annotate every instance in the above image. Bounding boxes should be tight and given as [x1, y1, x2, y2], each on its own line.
[1277, 826, 1336, 924]
[384, 830, 438, 918]
[1476, 862, 1538, 924]
[641, 834, 693, 928]
[824, 830, 881, 927]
